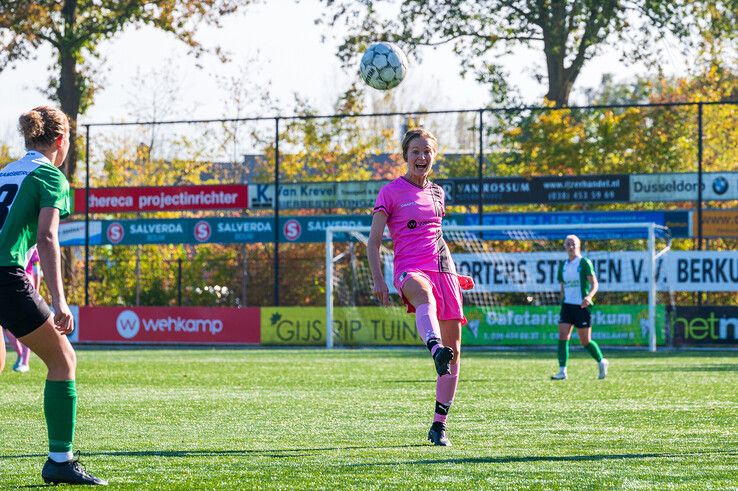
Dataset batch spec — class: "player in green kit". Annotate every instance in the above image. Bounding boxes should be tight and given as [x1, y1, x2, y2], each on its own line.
[551, 235, 608, 381]
[0, 106, 106, 485]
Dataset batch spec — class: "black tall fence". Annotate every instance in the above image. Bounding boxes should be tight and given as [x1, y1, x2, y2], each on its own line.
[70, 100, 738, 307]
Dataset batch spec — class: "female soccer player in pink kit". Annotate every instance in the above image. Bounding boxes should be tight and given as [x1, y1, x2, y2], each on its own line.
[367, 128, 473, 446]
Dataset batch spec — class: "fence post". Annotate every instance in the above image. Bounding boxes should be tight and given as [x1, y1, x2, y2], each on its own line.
[177, 258, 183, 306]
[697, 102, 703, 250]
[477, 109, 484, 225]
[274, 117, 280, 306]
[84, 124, 90, 306]
[697, 102, 703, 307]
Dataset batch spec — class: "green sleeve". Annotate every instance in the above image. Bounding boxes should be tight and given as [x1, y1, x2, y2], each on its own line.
[581, 257, 594, 277]
[31, 165, 71, 219]
[556, 261, 564, 283]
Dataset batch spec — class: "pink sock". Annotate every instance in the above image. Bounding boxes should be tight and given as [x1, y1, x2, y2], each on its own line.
[20, 344, 30, 365]
[434, 362, 460, 424]
[415, 303, 442, 354]
[5, 330, 23, 357]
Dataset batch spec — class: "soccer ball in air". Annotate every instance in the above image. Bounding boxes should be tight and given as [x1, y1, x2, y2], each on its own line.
[359, 42, 408, 90]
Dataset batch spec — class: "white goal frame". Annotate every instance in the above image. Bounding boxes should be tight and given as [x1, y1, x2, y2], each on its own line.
[326, 223, 671, 352]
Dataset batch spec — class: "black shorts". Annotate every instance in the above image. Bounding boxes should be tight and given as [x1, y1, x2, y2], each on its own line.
[559, 302, 591, 329]
[0, 267, 52, 337]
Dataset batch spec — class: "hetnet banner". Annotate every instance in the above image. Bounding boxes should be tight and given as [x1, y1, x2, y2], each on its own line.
[671, 306, 738, 346]
[386, 251, 738, 293]
[78, 306, 261, 344]
[463, 305, 664, 346]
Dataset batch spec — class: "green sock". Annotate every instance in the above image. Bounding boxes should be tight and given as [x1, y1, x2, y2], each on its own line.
[557, 340, 569, 368]
[584, 341, 604, 363]
[44, 380, 77, 453]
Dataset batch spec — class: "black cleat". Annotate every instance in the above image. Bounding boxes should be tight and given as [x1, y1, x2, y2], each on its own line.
[428, 421, 451, 446]
[42, 453, 108, 486]
[432, 346, 454, 376]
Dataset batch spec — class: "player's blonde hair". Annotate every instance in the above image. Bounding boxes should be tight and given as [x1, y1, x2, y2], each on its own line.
[401, 128, 438, 162]
[565, 235, 581, 250]
[18, 106, 69, 149]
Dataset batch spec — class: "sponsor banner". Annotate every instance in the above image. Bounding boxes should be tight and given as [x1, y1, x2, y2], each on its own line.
[696, 209, 738, 238]
[249, 174, 629, 209]
[261, 307, 417, 346]
[436, 178, 532, 205]
[59, 221, 103, 246]
[461, 210, 688, 239]
[387, 251, 738, 293]
[248, 181, 385, 210]
[671, 306, 738, 346]
[78, 306, 260, 344]
[531, 175, 629, 204]
[96, 210, 689, 247]
[73, 185, 248, 213]
[438, 175, 629, 205]
[463, 305, 664, 346]
[630, 172, 738, 202]
[99, 216, 377, 245]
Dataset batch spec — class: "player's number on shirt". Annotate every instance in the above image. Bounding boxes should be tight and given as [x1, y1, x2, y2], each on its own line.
[0, 184, 19, 230]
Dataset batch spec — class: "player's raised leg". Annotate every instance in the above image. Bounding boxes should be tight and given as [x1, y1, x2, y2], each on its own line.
[400, 274, 453, 376]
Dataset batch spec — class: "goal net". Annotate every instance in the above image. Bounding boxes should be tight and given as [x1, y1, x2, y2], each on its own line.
[326, 223, 672, 351]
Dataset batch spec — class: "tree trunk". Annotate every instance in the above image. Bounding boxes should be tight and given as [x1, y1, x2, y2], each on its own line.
[58, 0, 81, 289]
[540, 2, 574, 107]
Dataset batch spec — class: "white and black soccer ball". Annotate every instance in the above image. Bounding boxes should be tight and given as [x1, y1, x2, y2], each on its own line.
[359, 42, 408, 90]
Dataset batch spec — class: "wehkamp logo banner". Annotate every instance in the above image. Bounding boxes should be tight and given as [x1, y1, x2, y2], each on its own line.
[78, 306, 260, 344]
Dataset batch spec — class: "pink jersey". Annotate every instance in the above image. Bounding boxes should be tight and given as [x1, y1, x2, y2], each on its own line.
[373, 177, 455, 276]
[25, 247, 39, 278]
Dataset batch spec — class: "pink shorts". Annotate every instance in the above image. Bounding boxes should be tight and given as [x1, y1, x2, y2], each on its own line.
[394, 270, 467, 325]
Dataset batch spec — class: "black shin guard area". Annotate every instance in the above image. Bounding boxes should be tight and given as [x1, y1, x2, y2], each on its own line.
[426, 338, 440, 352]
[435, 401, 451, 416]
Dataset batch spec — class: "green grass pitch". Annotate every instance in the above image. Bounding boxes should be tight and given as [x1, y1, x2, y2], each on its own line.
[1, 349, 736, 489]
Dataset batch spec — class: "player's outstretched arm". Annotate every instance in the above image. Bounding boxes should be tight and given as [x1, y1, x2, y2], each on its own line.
[367, 211, 390, 306]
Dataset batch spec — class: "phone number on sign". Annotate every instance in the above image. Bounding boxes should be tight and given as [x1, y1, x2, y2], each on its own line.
[546, 190, 618, 202]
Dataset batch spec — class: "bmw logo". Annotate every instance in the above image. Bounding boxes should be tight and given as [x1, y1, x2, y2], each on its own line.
[712, 176, 729, 195]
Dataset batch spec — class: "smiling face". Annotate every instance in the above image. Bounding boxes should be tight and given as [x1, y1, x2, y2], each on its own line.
[404, 135, 436, 184]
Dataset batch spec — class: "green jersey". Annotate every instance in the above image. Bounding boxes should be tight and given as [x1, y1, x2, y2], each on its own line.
[556, 256, 595, 305]
[0, 151, 70, 267]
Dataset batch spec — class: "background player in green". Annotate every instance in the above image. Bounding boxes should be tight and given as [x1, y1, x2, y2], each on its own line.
[551, 234, 608, 380]
[0, 106, 106, 485]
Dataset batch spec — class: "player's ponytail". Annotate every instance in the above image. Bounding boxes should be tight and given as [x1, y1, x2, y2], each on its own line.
[18, 106, 69, 149]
